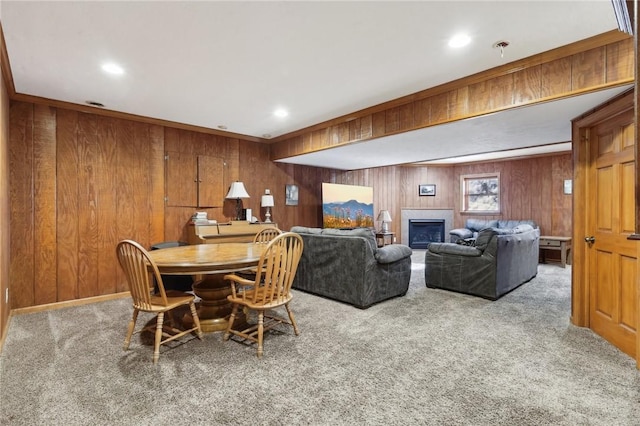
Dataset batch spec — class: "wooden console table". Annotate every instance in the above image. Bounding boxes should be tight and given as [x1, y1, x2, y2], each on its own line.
[539, 236, 572, 268]
[188, 221, 278, 244]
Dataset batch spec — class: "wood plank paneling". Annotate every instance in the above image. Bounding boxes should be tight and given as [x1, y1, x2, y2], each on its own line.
[541, 57, 572, 98]
[606, 39, 634, 83]
[33, 104, 57, 305]
[513, 66, 542, 105]
[96, 116, 118, 295]
[77, 113, 99, 299]
[148, 124, 165, 246]
[56, 109, 79, 302]
[1, 71, 10, 337]
[9, 102, 35, 308]
[572, 47, 605, 90]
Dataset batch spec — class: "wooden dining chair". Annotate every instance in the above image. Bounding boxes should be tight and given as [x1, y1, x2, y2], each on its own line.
[237, 227, 284, 281]
[116, 239, 203, 364]
[253, 227, 283, 244]
[223, 232, 303, 357]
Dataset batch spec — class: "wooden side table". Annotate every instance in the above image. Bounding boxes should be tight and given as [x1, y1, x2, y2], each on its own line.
[375, 232, 396, 247]
[539, 236, 572, 268]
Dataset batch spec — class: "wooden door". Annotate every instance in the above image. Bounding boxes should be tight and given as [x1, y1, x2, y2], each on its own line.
[587, 109, 637, 357]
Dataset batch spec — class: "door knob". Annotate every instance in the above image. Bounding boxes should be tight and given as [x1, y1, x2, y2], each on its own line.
[584, 236, 595, 243]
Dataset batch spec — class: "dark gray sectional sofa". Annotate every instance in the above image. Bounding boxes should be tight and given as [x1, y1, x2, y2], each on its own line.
[425, 222, 539, 300]
[290, 226, 413, 309]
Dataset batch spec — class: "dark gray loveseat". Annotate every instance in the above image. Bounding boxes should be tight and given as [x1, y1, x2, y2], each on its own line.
[425, 224, 539, 300]
[290, 226, 412, 308]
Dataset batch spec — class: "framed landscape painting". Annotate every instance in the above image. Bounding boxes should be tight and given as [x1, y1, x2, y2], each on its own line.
[321, 182, 374, 229]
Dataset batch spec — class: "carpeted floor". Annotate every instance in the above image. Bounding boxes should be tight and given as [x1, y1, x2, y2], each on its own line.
[1, 250, 639, 425]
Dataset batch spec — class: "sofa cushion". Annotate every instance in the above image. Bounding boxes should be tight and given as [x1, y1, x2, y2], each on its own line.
[290, 226, 322, 234]
[466, 219, 498, 232]
[375, 244, 412, 264]
[427, 242, 483, 257]
[474, 228, 497, 251]
[321, 227, 377, 252]
[497, 220, 537, 229]
[490, 227, 515, 235]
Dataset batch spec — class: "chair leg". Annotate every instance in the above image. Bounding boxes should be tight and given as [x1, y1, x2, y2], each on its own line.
[154, 312, 164, 364]
[285, 303, 300, 336]
[189, 302, 203, 339]
[124, 309, 139, 350]
[224, 304, 239, 341]
[257, 310, 264, 358]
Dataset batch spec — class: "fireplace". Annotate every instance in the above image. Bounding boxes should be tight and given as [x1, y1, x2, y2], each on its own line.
[408, 219, 445, 249]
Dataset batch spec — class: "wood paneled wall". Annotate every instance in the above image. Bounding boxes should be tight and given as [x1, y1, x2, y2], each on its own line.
[318, 154, 572, 238]
[450, 154, 573, 235]
[8, 101, 333, 309]
[0, 61, 9, 342]
[270, 33, 632, 161]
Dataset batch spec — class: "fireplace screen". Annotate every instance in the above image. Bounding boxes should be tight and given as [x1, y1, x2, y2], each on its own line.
[408, 219, 445, 249]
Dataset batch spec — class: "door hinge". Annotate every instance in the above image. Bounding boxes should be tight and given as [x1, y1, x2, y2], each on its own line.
[164, 154, 169, 161]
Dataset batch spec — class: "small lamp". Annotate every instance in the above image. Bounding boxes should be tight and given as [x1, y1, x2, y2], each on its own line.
[377, 210, 392, 233]
[261, 189, 275, 223]
[226, 181, 250, 220]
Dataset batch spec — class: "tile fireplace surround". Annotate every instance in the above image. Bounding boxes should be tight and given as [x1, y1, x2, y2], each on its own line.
[401, 209, 454, 246]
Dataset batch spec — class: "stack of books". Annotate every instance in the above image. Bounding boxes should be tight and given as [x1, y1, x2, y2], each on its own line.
[191, 211, 209, 225]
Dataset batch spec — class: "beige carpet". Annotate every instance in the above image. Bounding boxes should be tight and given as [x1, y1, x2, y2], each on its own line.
[1, 251, 639, 425]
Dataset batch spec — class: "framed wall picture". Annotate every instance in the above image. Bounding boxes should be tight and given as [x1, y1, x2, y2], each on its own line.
[419, 184, 436, 196]
[285, 184, 299, 205]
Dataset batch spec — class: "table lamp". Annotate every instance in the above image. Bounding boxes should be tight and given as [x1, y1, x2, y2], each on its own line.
[261, 189, 275, 223]
[377, 210, 392, 233]
[226, 181, 250, 220]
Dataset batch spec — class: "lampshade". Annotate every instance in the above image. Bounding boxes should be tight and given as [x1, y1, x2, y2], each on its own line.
[261, 189, 274, 207]
[226, 181, 250, 199]
[377, 210, 392, 222]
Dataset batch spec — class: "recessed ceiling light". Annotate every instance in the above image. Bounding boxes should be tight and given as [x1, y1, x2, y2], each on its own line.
[101, 62, 124, 75]
[217, 125, 227, 130]
[274, 108, 288, 118]
[263, 134, 272, 139]
[448, 33, 471, 48]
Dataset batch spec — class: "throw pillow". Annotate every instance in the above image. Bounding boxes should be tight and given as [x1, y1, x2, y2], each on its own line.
[474, 228, 497, 251]
[512, 224, 534, 234]
[456, 238, 476, 246]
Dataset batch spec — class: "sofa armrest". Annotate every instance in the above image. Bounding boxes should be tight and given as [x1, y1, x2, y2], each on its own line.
[449, 228, 473, 242]
[427, 242, 482, 257]
[375, 244, 412, 264]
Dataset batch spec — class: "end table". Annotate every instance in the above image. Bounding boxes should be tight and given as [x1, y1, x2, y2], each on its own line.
[375, 232, 396, 247]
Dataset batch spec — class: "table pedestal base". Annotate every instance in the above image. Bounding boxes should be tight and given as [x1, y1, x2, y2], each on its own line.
[185, 275, 246, 332]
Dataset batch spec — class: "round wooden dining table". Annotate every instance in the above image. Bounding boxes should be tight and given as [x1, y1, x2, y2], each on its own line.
[148, 242, 267, 332]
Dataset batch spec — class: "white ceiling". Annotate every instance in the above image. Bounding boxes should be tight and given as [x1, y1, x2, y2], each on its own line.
[0, 1, 626, 170]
